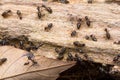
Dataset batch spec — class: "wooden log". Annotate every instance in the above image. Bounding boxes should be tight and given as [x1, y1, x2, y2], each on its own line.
[0, 0, 119, 74]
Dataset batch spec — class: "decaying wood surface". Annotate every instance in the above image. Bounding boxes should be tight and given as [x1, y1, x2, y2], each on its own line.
[0, 0, 120, 74]
[0, 46, 75, 80]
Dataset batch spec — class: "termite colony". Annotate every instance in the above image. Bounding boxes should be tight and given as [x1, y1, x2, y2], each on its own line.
[0, 1, 119, 69]
[0, 1, 119, 80]
[68, 13, 120, 66]
[0, 4, 53, 65]
[0, 35, 44, 65]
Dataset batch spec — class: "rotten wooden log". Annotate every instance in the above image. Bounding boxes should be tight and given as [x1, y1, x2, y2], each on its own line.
[0, 0, 120, 75]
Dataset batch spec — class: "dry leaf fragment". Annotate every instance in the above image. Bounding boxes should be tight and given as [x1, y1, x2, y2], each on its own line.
[0, 46, 75, 80]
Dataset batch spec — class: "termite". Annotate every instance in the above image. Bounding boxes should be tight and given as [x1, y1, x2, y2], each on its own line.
[42, 4, 52, 14]
[73, 41, 85, 47]
[104, 28, 111, 40]
[17, 10, 22, 20]
[0, 58, 7, 65]
[2, 10, 12, 18]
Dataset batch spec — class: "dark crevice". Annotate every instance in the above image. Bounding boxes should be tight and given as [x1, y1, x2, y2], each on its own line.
[57, 61, 119, 80]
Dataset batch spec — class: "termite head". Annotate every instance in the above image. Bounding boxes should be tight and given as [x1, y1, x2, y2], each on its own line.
[85, 16, 89, 20]
[17, 10, 21, 14]
[41, 4, 46, 8]
[90, 34, 93, 37]
[75, 53, 79, 58]
[65, 0, 69, 4]
[44, 27, 49, 31]
[104, 28, 108, 32]
[85, 35, 90, 40]
[88, 0, 92, 3]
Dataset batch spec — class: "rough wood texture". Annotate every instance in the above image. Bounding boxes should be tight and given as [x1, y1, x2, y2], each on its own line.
[0, 0, 120, 73]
